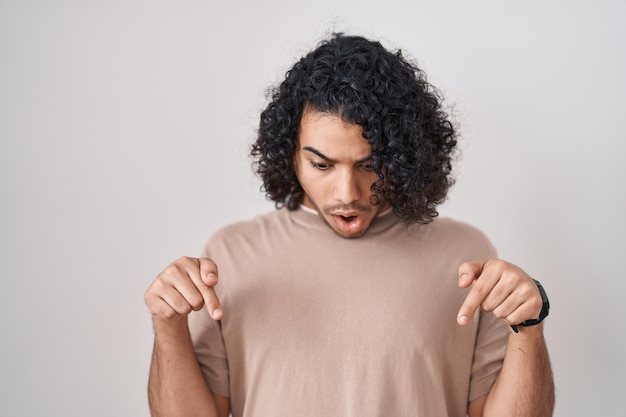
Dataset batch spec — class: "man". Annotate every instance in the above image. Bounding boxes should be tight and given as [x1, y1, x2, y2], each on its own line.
[144, 33, 554, 417]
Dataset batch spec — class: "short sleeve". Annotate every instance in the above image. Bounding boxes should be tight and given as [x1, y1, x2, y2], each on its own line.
[188, 308, 230, 397]
[468, 310, 508, 401]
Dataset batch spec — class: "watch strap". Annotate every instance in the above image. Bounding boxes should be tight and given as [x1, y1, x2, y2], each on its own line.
[511, 279, 550, 333]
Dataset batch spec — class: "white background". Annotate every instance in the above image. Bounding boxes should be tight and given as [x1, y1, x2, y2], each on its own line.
[1, 1, 624, 416]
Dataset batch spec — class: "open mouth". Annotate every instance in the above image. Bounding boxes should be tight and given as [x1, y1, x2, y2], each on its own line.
[331, 213, 364, 234]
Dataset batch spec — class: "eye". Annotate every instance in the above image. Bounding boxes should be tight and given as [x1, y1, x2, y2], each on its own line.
[310, 161, 330, 170]
[361, 163, 376, 171]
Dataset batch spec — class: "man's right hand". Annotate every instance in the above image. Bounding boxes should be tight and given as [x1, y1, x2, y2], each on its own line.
[144, 256, 223, 321]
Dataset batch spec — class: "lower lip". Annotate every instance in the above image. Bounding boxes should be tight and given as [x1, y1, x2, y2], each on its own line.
[332, 214, 364, 234]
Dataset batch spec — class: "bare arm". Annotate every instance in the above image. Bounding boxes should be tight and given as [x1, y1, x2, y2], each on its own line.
[145, 257, 230, 417]
[458, 260, 555, 417]
[468, 324, 554, 417]
[149, 317, 230, 417]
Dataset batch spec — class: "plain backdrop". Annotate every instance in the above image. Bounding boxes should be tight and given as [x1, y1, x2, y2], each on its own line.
[1, 1, 625, 416]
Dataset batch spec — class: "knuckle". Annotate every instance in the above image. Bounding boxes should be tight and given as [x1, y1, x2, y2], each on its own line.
[486, 259, 504, 272]
[507, 311, 523, 325]
[515, 275, 528, 287]
[143, 291, 153, 306]
[150, 303, 169, 318]
[145, 280, 163, 299]
[172, 298, 192, 315]
[472, 285, 489, 300]
[189, 295, 205, 311]
[530, 298, 543, 316]
[161, 263, 180, 279]
[167, 256, 196, 273]
[492, 307, 506, 319]
[480, 300, 494, 312]
[151, 277, 164, 289]
[517, 279, 537, 299]
[488, 258, 502, 267]
[162, 309, 177, 320]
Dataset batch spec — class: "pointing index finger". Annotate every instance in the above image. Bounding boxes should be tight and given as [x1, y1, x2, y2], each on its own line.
[457, 260, 498, 326]
[195, 257, 223, 320]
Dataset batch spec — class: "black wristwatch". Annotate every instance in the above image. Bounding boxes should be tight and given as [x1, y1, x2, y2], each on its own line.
[511, 279, 550, 333]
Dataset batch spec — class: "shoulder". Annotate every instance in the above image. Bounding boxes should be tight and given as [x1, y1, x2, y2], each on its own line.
[211, 209, 283, 238]
[413, 217, 497, 258]
[201, 209, 290, 255]
[428, 217, 491, 240]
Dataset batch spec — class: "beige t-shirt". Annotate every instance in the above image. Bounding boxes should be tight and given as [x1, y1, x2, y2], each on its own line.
[188, 208, 508, 417]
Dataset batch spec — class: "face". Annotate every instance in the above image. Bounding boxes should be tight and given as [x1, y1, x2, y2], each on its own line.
[293, 107, 390, 238]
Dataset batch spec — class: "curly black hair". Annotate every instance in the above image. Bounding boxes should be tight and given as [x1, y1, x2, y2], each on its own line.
[251, 33, 457, 224]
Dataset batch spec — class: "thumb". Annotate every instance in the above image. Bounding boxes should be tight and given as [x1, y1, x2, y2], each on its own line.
[198, 257, 219, 287]
[458, 260, 486, 288]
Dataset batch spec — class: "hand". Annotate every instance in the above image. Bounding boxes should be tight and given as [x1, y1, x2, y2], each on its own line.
[456, 259, 542, 328]
[144, 256, 223, 321]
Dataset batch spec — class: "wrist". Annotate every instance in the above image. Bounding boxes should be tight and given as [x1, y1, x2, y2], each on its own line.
[509, 322, 545, 340]
[152, 316, 190, 340]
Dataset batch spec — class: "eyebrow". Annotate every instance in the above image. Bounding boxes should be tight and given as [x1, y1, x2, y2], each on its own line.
[302, 146, 372, 164]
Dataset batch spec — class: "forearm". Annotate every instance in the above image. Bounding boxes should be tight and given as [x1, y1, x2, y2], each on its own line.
[481, 324, 555, 417]
[148, 317, 220, 417]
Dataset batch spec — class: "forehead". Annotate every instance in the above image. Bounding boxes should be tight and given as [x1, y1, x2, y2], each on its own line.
[298, 108, 371, 158]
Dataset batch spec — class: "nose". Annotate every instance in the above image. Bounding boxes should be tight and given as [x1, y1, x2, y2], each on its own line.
[333, 169, 360, 204]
